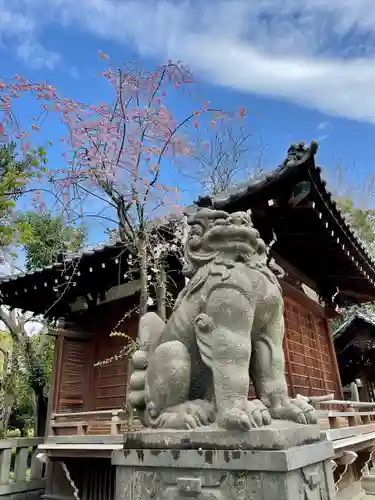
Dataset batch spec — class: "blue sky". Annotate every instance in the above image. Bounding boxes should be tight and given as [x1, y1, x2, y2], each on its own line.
[2, 0, 375, 248]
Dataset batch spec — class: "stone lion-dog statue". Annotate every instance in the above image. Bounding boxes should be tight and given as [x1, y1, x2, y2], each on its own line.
[128, 208, 317, 430]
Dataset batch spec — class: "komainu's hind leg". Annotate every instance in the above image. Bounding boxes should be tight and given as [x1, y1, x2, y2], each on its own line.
[144, 340, 215, 429]
[145, 340, 191, 418]
[128, 312, 166, 411]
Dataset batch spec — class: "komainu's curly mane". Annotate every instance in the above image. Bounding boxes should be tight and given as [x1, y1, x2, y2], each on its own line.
[183, 208, 279, 286]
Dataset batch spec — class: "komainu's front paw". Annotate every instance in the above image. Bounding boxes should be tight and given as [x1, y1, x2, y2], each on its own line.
[148, 400, 215, 430]
[269, 397, 317, 425]
[220, 399, 271, 431]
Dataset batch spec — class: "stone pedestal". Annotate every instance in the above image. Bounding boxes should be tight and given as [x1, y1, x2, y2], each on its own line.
[113, 422, 336, 500]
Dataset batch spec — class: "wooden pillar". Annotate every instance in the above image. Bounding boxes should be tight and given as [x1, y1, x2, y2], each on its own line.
[51, 336, 64, 417]
[324, 311, 344, 400]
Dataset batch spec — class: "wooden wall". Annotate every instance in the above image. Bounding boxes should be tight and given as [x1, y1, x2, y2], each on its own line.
[282, 282, 342, 399]
[52, 281, 343, 415]
[52, 298, 137, 414]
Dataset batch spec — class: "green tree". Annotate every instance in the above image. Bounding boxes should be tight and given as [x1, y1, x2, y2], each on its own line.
[0, 143, 47, 251]
[0, 330, 17, 437]
[21, 329, 54, 437]
[19, 211, 86, 270]
[0, 212, 85, 436]
[0, 142, 68, 436]
[0, 329, 53, 438]
[331, 196, 375, 332]
[0, 143, 39, 436]
[336, 196, 375, 256]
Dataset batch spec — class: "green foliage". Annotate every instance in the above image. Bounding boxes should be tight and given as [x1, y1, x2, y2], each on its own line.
[0, 333, 20, 438]
[0, 329, 54, 436]
[18, 211, 86, 270]
[23, 332, 54, 391]
[332, 196, 375, 332]
[8, 371, 34, 436]
[0, 331, 12, 370]
[337, 196, 375, 254]
[0, 144, 26, 197]
[0, 145, 63, 435]
[12, 333, 52, 436]
[0, 143, 47, 251]
[0, 143, 28, 249]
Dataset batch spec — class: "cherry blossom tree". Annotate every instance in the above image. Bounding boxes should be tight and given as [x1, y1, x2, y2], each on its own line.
[55, 58, 212, 317]
[0, 56, 247, 360]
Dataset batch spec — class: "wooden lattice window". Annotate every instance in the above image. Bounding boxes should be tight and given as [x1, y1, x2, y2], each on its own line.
[283, 297, 340, 398]
[58, 339, 86, 413]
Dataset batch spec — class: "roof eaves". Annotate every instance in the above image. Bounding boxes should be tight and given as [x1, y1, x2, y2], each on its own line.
[333, 314, 357, 340]
[0, 240, 125, 286]
[310, 165, 375, 277]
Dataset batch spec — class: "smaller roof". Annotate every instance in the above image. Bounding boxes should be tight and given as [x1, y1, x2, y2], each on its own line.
[0, 240, 123, 284]
[0, 216, 182, 318]
[334, 310, 375, 343]
[0, 240, 128, 317]
[334, 311, 375, 386]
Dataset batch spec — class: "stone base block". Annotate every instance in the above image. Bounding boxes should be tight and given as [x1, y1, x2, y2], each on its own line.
[114, 423, 336, 500]
[123, 420, 322, 451]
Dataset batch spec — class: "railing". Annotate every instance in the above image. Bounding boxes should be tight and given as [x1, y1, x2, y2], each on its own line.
[49, 409, 131, 436]
[0, 438, 45, 497]
[301, 394, 375, 497]
[42, 397, 375, 498]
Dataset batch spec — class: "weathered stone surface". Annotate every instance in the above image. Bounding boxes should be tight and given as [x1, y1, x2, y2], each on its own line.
[116, 441, 333, 472]
[113, 436, 336, 500]
[123, 421, 321, 451]
[128, 208, 317, 431]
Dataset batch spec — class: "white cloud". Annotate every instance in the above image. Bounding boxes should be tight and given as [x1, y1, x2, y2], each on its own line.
[0, 0, 60, 70]
[318, 122, 329, 131]
[3, 0, 375, 122]
[68, 65, 80, 79]
[0, 0, 35, 38]
[16, 40, 60, 70]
